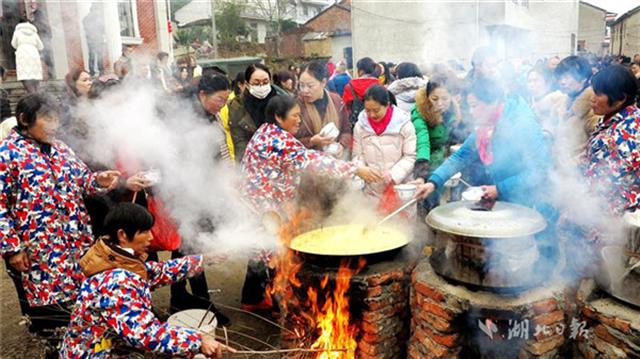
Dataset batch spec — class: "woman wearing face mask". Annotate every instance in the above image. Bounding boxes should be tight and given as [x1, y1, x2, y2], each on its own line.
[0, 93, 120, 337]
[352, 85, 417, 196]
[228, 63, 287, 162]
[240, 95, 381, 311]
[296, 60, 351, 158]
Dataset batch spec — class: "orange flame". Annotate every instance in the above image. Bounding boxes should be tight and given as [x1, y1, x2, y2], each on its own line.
[267, 209, 365, 358]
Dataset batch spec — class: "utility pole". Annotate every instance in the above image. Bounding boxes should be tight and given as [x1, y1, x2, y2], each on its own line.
[211, 0, 218, 58]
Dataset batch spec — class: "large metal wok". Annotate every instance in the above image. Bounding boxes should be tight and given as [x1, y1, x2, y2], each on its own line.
[288, 224, 411, 266]
[426, 201, 549, 291]
[596, 211, 640, 307]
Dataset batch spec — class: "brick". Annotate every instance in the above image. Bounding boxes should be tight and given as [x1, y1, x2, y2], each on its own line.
[524, 334, 564, 355]
[362, 302, 405, 322]
[413, 309, 454, 333]
[592, 335, 628, 358]
[407, 343, 423, 359]
[415, 325, 459, 348]
[531, 298, 559, 315]
[365, 292, 406, 311]
[413, 327, 452, 358]
[367, 269, 404, 286]
[533, 310, 565, 327]
[367, 282, 403, 298]
[582, 306, 632, 334]
[419, 297, 458, 321]
[361, 317, 402, 337]
[357, 337, 400, 356]
[594, 324, 624, 348]
[414, 281, 446, 302]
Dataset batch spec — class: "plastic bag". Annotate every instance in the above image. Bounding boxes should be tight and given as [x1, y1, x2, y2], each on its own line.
[146, 195, 182, 252]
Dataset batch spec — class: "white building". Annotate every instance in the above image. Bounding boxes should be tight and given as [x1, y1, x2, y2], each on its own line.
[351, 0, 580, 70]
[577, 1, 611, 56]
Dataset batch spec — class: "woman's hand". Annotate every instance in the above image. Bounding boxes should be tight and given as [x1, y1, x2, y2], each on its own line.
[8, 251, 30, 272]
[356, 166, 383, 183]
[126, 173, 151, 192]
[481, 185, 498, 200]
[96, 170, 121, 190]
[310, 134, 334, 147]
[414, 182, 436, 199]
[201, 336, 236, 358]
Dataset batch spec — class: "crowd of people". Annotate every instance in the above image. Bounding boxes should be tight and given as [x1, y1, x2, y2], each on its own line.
[1, 30, 640, 357]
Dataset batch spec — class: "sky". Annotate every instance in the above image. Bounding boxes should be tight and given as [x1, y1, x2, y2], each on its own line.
[581, 0, 639, 17]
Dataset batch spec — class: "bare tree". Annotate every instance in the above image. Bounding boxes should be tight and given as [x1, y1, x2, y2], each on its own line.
[245, 0, 297, 56]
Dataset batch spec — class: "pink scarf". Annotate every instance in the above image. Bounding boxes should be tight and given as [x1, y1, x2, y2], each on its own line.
[476, 103, 504, 165]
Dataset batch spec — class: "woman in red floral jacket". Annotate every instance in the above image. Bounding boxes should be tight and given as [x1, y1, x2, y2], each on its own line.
[239, 95, 380, 310]
[584, 64, 640, 215]
[0, 93, 120, 334]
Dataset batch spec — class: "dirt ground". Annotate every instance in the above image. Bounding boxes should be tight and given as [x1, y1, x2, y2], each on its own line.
[0, 252, 281, 358]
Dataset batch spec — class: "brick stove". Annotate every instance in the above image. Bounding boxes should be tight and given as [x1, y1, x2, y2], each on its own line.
[574, 279, 640, 358]
[409, 260, 570, 359]
[279, 254, 417, 359]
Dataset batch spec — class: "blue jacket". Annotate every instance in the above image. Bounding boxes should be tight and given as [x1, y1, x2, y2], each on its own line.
[429, 96, 552, 213]
[328, 73, 351, 97]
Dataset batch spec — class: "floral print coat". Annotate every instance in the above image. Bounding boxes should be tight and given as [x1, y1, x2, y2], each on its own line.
[0, 130, 103, 306]
[583, 105, 640, 214]
[241, 123, 357, 213]
[60, 255, 204, 358]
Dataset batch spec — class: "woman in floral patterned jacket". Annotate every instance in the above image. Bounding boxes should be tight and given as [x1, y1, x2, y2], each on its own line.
[0, 93, 120, 334]
[240, 95, 381, 311]
[585, 64, 640, 215]
[60, 203, 233, 358]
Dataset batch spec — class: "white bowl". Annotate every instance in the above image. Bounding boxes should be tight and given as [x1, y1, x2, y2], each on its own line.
[324, 142, 340, 156]
[461, 186, 484, 202]
[394, 184, 417, 201]
[319, 122, 340, 140]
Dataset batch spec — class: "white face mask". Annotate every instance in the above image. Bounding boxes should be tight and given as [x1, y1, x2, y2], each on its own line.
[249, 84, 272, 99]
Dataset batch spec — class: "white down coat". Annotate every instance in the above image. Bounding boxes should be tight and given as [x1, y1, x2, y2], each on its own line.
[11, 22, 43, 81]
[352, 106, 416, 191]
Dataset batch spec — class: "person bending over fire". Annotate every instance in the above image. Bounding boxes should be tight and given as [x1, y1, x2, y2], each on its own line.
[239, 95, 381, 311]
[60, 203, 235, 358]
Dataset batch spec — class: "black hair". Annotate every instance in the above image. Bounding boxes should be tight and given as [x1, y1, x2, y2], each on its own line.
[103, 203, 155, 246]
[88, 78, 121, 99]
[15, 93, 60, 131]
[232, 71, 246, 96]
[426, 81, 444, 96]
[265, 95, 297, 125]
[395, 62, 422, 79]
[467, 77, 504, 104]
[356, 57, 377, 76]
[363, 84, 391, 106]
[0, 65, 5, 79]
[198, 73, 230, 95]
[245, 63, 271, 83]
[554, 56, 592, 82]
[156, 52, 169, 61]
[273, 71, 294, 87]
[301, 60, 328, 81]
[591, 64, 638, 107]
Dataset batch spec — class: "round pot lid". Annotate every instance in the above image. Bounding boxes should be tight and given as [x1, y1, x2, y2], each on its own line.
[289, 224, 409, 256]
[426, 201, 546, 238]
[623, 211, 640, 228]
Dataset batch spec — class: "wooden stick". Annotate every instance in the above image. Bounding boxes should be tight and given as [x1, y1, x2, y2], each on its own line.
[131, 191, 138, 203]
[231, 348, 349, 355]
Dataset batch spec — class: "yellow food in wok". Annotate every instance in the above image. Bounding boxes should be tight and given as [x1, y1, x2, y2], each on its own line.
[289, 224, 408, 256]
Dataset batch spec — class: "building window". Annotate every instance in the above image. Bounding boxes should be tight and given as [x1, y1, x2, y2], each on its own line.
[577, 40, 586, 52]
[118, 0, 142, 43]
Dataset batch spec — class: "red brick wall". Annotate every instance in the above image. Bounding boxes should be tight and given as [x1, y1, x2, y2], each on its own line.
[135, 0, 160, 57]
[306, 6, 351, 33]
[280, 28, 307, 57]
